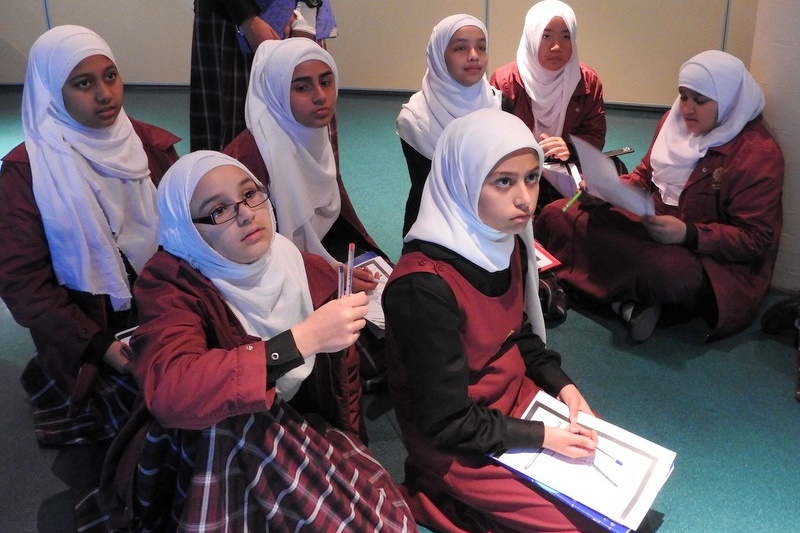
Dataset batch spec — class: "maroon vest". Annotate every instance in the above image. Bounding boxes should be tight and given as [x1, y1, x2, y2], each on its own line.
[386, 246, 539, 473]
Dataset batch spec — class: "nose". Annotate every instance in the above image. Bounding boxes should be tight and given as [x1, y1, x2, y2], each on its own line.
[235, 201, 258, 224]
[95, 82, 111, 103]
[468, 47, 479, 61]
[515, 183, 533, 210]
[312, 84, 326, 104]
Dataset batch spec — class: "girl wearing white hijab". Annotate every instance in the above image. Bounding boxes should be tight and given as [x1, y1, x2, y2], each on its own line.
[535, 50, 784, 343]
[229, 37, 382, 277]
[76, 151, 415, 532]
[384, 109, 599, 532]
[0, 25, 179, 446]
[490, 1, 606, 182]
[396, 13, 505, 235]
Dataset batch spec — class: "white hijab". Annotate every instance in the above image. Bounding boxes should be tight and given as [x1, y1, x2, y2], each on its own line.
[406, 108, 547, 341]
[516, 0, 582, 139]
[23, 25, 156, 310]
[651, 50, 765, 206]
[245, 38, 340, 264]
[157, 151, 315, 400]
[396, 14, 503, 159]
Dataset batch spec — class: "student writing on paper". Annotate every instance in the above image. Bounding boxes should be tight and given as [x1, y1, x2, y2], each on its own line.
[490, 0, 606, 209]
[74, 152, 415, 532]
[396, 14, 511, 236]
[535, 50, 784, 343]
[0, 26, 180, 446]
[383, 109, 602, 533]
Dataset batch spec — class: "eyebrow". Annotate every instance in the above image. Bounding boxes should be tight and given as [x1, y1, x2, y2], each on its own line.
[197, 176, 255, 213]
[450, 37, 487, 43]
[291, 70, 334, 84]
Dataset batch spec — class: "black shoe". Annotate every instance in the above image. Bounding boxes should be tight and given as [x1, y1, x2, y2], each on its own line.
[628, 303, 661, 343]
[761, 296, 800, 335]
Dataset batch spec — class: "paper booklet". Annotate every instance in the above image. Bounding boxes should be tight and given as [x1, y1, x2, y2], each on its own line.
[569, 136, 655, 217]
[353, 252, 392, 330]
[492, 391, 675, 532]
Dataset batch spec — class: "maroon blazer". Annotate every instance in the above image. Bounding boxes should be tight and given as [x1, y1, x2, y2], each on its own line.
[622, 114, 784, 338]
[131, 248, 364, 438]
[490, 60, 607, 151]
[0, 119, 179, 396]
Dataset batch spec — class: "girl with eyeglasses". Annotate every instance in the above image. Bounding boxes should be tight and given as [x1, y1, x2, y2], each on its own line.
[0, 25, 179, 446]
[75, 150, 415, 532]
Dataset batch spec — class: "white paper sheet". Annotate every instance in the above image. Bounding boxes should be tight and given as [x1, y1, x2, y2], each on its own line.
[493, 391, 675, 531]
[541, 162, 581, 199]
[570, 136, 655, 217]
[354, 254, 392, 329]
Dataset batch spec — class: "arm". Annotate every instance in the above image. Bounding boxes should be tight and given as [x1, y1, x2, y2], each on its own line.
[567, 64, 607, 151]
[132, 253, 368, 430]
[0, 159, 109, 367]
[694, 128, 784, 264]
[384, 273, 544, 454]
[132, 257, 274, 429]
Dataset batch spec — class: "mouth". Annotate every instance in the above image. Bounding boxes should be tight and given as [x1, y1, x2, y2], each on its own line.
[242, 227, 264, 241]
[96, 106, 117, 118]
[313, 107, 331, 117]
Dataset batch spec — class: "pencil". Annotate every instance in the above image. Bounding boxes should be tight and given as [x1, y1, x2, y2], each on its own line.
[561, 189, 583, 212]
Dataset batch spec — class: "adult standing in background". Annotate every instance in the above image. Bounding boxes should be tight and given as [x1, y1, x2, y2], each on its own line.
[190, 0, 335, 151]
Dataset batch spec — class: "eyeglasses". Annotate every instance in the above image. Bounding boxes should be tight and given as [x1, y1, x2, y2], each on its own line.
[191, 186, 269, 225]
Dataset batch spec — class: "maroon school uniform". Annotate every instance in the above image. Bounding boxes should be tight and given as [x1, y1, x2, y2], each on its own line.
[535, 114, 784, 339]
[490, 60, 607, 151]
[385, 245, 602, 533]
[0, 119, 179, 445]
[74, 249, 415, 531]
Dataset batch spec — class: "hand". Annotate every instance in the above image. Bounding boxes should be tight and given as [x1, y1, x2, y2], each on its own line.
[641, 214, 687, 244]
[557, 384, 595, 424]
[103, 341, 133, 374]
[538, 134, 570, 161]
[240, 16, 281, 49]
[542, 424, 598, 459]
[291, 292, 368, 356]
[351, 266, 379, 294]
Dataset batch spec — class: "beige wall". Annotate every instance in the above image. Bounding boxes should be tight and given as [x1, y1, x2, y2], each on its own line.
[329, 0, 759, 107]
[0, 0, 193, 85]
[2, 0, 758, 107]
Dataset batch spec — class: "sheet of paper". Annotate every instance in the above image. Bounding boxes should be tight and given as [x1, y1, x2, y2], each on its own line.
[494, 391, 675, 531]
[541, 162, 581, 199]
[354, 254, 392, 329]
[570, 136, 655, 217]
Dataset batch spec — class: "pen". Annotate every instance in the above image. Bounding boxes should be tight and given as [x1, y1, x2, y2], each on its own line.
[337, 264, 346, 299]
[595, 445, 623, 466]
[561, 189, 583, 212]
[345, 243, 355, 297]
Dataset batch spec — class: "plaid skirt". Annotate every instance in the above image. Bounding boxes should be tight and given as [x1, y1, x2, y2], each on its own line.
[20, 355, 137, 446]
[190, 9, 253, 152]
[75, 399, 416, 532]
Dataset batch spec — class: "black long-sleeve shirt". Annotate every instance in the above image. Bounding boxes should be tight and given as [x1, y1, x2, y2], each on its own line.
[384, 240, 574, 455]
